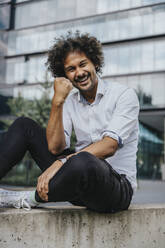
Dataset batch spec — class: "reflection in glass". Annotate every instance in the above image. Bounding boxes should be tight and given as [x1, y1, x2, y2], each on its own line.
[14, 0, 165, 29]
[6, 39, 165, 84]
[15, 0, 79, 29]
[138, 122, 163, 179]
[5, 55, 51, 85]
[105, 73, 165, 108]
[103, 38, 165, 76]
[10, 4, 165, 56]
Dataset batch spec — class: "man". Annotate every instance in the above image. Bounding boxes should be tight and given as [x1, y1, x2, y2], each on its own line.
[0, 31, 139, 213]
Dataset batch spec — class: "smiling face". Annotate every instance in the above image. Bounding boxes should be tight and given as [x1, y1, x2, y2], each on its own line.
[64, 51, 98, 94]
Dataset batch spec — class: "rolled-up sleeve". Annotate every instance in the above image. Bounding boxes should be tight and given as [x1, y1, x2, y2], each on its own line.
[63, 101, 72, 149]
[101, 88, 139, 148]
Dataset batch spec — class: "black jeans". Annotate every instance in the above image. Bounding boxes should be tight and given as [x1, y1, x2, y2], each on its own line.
[0, 117, 133, 213]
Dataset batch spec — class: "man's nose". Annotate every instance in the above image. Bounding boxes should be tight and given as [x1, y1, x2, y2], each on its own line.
[75, 67, 84, 78]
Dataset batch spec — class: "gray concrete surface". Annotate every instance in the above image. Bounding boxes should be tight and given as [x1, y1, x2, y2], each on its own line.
[132, 179, 165, 204]
[0, 204, 165, 248]
[0, 180, 165, 248]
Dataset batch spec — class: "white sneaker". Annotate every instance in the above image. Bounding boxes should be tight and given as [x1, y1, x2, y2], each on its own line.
[0, 188, 38, 211]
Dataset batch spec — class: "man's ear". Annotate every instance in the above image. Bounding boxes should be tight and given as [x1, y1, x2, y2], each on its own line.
[95, 65, 99, 72]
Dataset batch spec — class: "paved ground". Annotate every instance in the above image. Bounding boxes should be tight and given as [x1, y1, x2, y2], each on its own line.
[132, 179, 165, 204]
[0, 179, 165, 206]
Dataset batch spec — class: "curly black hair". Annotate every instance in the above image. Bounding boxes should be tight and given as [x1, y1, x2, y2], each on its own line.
[46, 30, 104, 78]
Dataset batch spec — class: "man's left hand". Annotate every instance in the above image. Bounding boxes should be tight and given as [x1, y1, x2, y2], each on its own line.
[36, 160, 63, 201]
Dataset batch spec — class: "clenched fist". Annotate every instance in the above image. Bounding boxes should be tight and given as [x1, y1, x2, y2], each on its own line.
[53, 77, 73, 104]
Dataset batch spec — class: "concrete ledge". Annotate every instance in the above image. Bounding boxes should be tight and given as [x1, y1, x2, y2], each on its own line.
[0, 204, 165, 248]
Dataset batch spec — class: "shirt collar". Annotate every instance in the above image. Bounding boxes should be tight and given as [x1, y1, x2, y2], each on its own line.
[76, 77, 107, 104]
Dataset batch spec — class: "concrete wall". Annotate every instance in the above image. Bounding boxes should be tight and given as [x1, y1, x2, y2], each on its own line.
[0, 204, 165, 248]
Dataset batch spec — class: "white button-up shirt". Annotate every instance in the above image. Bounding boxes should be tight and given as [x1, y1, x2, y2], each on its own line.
[63, 78, 140, 190]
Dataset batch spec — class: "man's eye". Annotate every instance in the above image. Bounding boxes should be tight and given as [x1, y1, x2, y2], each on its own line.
[68, 68, 74, 72]
[80, 63, 86, 67]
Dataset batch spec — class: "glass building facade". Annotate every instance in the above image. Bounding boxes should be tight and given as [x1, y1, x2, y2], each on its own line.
[0, 0, 165, 184]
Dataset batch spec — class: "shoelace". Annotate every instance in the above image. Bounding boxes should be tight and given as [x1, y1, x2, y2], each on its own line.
[0, 190, 31, 211]
[13, 196, 31, 211]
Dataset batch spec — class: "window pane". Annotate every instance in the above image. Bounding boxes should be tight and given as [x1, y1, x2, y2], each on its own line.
[0, 58, 6, 85]
[102, 39, 165, 76]
[104, 14, 119, 41]
[142, 0, 165, 5]
[13, 84, 47, 100]
[118, 46, 130, 74]
[151, 74, 165, 107]
[141, 42, 154, 71]
[110, 0, 120, 11]
[4, 55, 51, 85]
[119, 0, 130, 10]
[155, 40, 165, 70]
[142, 7, 154, 35]
[103, 46, 118, 75]
[15, 0, 79, 29]
[113, 76, 128, 85]
[127, 75, 140, 91]
[14, 0, 165, 28]
[105, 73, 165, 108]
[76, 0, 96, 17]
[16, 0, 30, 3]
[130, 0, 141, 8]
[25, 55, 48, 83]
[9, 5, 165, 55]
[0, 4, 10, 30]
[5, 57, 25, 84]
[118, 12, 130, 39]
[0, 31, 8, 56]
[0, 0, 11, 3]
[130, 44, 142, 73]
[154, 5, 165, 34]
[97, 0, 110, 13]
[130, 10, 142, 37]
[139, 74, 153, 107]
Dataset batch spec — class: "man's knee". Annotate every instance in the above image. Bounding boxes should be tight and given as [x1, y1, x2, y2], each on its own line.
[12, 116, 33, 128]
[68, 151, 97, 175]
[12, 117, 41, 133]
[10, 117, 41, 140]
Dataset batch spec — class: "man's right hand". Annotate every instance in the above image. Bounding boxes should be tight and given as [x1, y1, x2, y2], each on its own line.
[47, 77, 72, 154]
[53, 77, 73, 103]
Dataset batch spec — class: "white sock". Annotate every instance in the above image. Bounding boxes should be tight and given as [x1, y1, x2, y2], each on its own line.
[25, 191, 39, 206]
